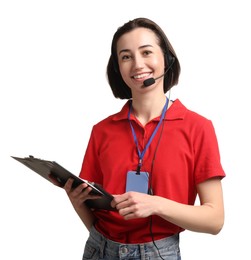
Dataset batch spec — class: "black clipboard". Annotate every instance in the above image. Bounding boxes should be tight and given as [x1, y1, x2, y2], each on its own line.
[11, 155, 115, 211]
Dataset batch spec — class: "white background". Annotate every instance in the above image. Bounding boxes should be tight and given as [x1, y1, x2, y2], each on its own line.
[1, 1, 250, 259]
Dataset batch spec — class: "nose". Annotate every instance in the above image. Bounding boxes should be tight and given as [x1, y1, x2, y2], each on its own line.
[133, 54, 145, 70]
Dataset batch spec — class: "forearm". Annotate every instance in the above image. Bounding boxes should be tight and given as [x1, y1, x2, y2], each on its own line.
[73, 203, 97, 231]
[63, 179, 97, 231]
[155, 196, 224, 235]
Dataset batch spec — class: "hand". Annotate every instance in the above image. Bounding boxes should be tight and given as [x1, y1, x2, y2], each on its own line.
[48, 173, 63, 187]
[111, 191, 157, 220]
[64, 178, 101, 211]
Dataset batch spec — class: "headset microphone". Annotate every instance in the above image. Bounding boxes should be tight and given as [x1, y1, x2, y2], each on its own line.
[143, 73, 166, 87]
[143, 57, 175, 88]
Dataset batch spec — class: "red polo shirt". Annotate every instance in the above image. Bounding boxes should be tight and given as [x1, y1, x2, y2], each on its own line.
[79, 99, 225, 243]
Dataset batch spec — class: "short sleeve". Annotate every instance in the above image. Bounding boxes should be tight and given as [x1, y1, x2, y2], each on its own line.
[194, 119, 225, 184]
[79, 126, 103, 184]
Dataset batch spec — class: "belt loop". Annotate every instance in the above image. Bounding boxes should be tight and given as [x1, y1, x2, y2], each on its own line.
[99, 237, 106, 258]
[139, 244, 146, 260]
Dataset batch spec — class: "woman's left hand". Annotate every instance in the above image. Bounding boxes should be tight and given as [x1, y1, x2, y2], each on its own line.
[111, 192, 159, 220]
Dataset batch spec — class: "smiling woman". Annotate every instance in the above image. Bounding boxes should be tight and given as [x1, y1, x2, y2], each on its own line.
[60, 17, 226, 260]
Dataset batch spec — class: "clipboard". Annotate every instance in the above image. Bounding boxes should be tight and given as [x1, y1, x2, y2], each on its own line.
[11, 155, 115, 211]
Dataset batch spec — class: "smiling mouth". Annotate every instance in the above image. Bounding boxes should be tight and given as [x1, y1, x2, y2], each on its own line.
[132, 73, 151, 80]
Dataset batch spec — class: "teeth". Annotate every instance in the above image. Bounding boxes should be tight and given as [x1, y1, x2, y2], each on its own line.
[133, 73, 149, 79]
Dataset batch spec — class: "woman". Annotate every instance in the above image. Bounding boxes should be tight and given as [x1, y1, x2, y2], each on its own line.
[64, 17, 225, 260]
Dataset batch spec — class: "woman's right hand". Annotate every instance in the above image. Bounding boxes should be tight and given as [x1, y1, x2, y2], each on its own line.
[63, 178, 101, 211]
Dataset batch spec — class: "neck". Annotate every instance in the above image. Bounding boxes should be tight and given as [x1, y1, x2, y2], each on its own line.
[132, 94, 168, 126]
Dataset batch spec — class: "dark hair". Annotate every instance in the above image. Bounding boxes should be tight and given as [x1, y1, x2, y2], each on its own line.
[106, 17, 181, 99]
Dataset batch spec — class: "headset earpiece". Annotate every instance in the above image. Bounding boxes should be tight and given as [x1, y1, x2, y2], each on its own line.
[164, 52, 175, 69]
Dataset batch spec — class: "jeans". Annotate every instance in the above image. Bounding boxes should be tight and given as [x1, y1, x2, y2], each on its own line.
[82, 226, 181, 260]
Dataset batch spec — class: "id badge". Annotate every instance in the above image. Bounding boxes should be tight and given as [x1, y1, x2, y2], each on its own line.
[126, 171, 149, 194]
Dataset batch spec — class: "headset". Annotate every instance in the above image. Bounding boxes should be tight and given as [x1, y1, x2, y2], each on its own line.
[112, 31, 175, 88]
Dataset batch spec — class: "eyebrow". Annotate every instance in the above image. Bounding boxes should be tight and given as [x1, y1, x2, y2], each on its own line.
[118, 44, 153, 55]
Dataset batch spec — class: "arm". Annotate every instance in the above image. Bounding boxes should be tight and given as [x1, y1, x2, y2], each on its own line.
[156, 177, 224, 234]
[112, 177, 224, 235]
[64, 178, 99, 230]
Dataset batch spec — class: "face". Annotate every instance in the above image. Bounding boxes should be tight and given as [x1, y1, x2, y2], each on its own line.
[116, 27, 165, 95]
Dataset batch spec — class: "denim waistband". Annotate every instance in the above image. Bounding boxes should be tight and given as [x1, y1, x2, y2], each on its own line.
[85, 225, 180, 260]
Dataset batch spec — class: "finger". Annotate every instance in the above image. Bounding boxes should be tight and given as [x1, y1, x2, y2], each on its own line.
[64, 179, 88, 194]
[64, 178, 74, 192]
[118, 206, 135, 219]
[80, 186, 93, 197]
[48, 174, 63, 187]
[115, 197, 134, 212]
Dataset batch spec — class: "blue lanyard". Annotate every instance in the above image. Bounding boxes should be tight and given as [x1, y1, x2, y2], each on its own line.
[128, 97, 169, 173]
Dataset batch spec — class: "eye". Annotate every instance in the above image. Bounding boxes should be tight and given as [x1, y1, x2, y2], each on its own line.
[121, 54, 131, 61]
[143, 50, 152, 56]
